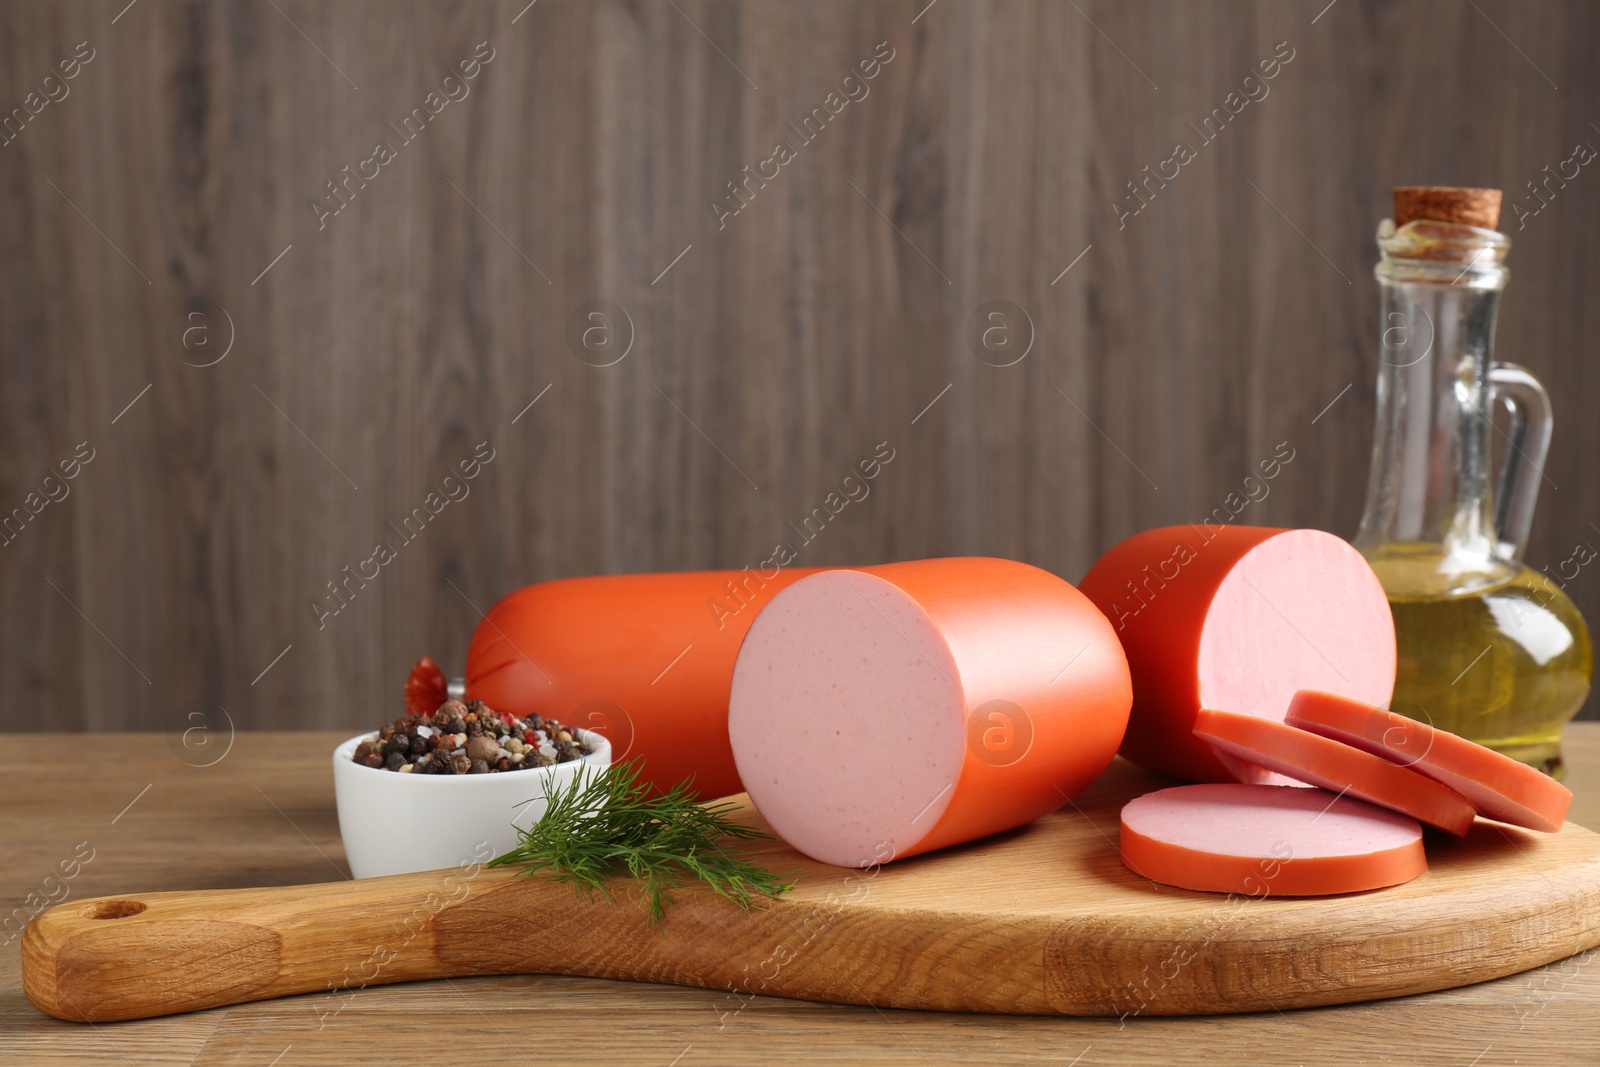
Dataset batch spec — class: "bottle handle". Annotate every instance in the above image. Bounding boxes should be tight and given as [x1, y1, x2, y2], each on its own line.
[1487, 362, 1553, 563]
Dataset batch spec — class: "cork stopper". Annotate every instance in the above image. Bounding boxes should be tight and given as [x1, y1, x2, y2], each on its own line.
[1393, 187, 1502, 230]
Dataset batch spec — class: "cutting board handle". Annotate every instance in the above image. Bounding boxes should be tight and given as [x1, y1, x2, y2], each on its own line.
[21, 862, 555, 1022]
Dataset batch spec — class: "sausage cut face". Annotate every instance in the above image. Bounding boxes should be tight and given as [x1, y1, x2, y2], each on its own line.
[1195, 530, 1395, 728]
[730, 570, 967, 867]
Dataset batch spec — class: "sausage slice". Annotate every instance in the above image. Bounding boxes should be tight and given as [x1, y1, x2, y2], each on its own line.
[1286, 689, 1572, 833]
[1193, 708, 1476, 835]
[1120, 783, 1427, 895]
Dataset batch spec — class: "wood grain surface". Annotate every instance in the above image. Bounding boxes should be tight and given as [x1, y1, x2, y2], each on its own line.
[5, 728, 1600, 1064]
[20, 752, 1600, 1024]
[0, 1, 1597, 734]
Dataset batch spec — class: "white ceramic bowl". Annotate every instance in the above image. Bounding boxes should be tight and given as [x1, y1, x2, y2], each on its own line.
[332, 727, 611, 878]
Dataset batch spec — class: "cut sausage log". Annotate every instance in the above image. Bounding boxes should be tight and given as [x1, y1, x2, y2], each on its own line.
[1120, 783, 1427, 895]
[728, 558, 1133, 867]
[465, 568, 824, 798]
[1193, 708, 1476, 835]
[1077, 525, 1396, 783]
[1286, 689, 1573, 833]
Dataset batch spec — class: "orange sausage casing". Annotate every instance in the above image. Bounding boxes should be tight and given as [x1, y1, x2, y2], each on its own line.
[465, 568, 824, 797]
[1077, 525, 1396, 784]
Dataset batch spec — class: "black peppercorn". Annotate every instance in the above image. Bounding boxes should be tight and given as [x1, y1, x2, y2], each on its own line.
[354, 698, 589, 775]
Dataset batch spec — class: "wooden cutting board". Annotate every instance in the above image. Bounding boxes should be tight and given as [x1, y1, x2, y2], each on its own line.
[23, 757, 1600, 1023]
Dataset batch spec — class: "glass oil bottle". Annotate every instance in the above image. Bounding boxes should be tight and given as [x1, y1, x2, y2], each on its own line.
[1353, 189, 1592, 775]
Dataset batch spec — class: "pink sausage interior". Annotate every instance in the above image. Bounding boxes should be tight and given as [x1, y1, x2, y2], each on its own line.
[729, 570, 966, 867]
[1122, 783, 1420, 859]
[1196, 531, 1396, 785]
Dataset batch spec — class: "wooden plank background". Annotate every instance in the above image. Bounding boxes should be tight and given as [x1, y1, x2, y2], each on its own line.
[0, 0, 1596, 734]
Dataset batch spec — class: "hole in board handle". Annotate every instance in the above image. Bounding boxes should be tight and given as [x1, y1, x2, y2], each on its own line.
[81, 899, 147, 920]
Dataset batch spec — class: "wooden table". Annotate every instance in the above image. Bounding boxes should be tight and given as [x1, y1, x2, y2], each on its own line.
[5, 730, 1599, 1066]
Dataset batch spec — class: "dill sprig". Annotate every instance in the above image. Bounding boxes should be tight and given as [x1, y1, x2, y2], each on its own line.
[487, 758, 797, 925]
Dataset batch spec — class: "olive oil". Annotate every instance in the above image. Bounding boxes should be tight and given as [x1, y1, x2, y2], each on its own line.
[1368, 544, 1593, 776]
